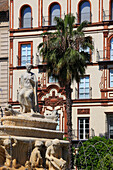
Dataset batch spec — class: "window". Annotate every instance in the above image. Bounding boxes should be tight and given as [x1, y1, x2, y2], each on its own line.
[107, 115, 113, 139]
[21, 5, 32, 28]
[109, 118, 113, 138]
[79, 117, 89, 140]
[79, 46, 90, 54]
[56, 116, 60, 131]
[79, 1, 90, 23]
[49, 75, 58, 83]
[18, 42, 33, 66]
[110, 38, 113, 60]
[110, 69, 113, 87]
[50, 3, 60, 25]
[79, 76, 90, 99]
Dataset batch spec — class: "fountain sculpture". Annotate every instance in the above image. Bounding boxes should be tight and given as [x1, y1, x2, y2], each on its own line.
[0, 64, 69, 169]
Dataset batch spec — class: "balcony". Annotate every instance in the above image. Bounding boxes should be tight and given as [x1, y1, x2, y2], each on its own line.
[102, 10, 113, 21]
[42, 14, 64, 26]
[19, 17, 33, 28]
[76, 12, 92, 24]
[72, 128, 95, 141]
[103, 10, 110, 21]
[75, 87, 92, 99]
[16, 55, 34, 67]
[96, 49, 113, 62]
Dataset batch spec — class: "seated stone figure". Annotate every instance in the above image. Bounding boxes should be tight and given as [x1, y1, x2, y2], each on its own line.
[0, 145, 6, 166]
[30, 140, 43, 168]
[0, 138, 17, 167]
[19, 63, 39, 113]
[45, 139, 67, 170]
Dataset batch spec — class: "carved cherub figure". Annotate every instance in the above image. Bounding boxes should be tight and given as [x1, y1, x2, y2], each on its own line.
[0, 138, 17, 167]
[30, 140, 43, 168]
[45, 139, 67, 170]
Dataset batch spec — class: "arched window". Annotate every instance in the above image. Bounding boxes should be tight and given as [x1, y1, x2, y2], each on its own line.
[79, 1, 90, 23]
[21, 5, 32, 28]
[111, 0, 113, 20]
[110, 38, 113, 60]
[50, 3, 60, 25]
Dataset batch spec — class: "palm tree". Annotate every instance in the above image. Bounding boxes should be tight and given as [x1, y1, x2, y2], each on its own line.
[38, 14, 93, 169]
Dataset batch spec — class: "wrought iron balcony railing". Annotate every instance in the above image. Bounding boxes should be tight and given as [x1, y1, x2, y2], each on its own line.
[72, 128, 95, 140]
[96, 49, 113, 62]
[42, 14, 64, 26]
[19, 17, 33, 28]
[16, 55, 34, 66]
[76, 12, 92, 24]
[103, 10, 113, 21]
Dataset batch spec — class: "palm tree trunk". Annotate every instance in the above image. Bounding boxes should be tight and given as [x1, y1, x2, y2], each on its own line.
[65, 83, 73, 170]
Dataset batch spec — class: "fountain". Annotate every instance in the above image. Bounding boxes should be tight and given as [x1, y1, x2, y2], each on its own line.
[0, 64, 69, 169]
[74, 137, 113, 169]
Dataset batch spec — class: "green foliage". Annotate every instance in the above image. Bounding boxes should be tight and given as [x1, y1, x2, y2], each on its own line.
[38, 14, 94, 169]
[63, 137, 67, 140]
[97, 154, 113, 170]
[75, 136, 113, 170]
[38, 14, 93, 87]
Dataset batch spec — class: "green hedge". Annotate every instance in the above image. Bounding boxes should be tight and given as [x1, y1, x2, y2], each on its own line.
[75, 136, 113, 170]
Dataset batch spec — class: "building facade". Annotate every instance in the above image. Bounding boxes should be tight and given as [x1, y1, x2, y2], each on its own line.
[0, 0, 9, 108]
[9, 0, 113, 141]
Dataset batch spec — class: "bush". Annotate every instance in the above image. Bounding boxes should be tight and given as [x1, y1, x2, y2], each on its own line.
[97, 154, 113, 170]
[75, 136, 113, 170]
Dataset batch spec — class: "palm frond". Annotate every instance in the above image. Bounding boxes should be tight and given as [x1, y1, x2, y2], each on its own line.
[77, 20, 89, 32]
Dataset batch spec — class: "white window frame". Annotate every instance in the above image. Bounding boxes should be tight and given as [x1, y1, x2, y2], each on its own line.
[110, 69, 113, 87]
[110, 38, 113, 60]
[79, 76, 90, 99]
[21, 44, 31, 66]
[79, 117, 89, 140]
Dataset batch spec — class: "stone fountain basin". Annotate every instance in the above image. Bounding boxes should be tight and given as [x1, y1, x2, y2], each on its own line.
[1, 115, 57, 130]
[0, 126, 63, 139]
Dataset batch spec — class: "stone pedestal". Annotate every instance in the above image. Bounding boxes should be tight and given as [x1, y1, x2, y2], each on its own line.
[0, 112, 69, 169]
[0, 113, 63, 139]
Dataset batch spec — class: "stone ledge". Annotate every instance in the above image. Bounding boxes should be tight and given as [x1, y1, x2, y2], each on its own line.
[0, 126, 63, 139]
[1, 116, 57, 130]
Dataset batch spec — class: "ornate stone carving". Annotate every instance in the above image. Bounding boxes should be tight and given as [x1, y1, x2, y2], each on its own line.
[45, 139, 67, 170]
[4, 104, 20, 116]
[45, 91, 64, 109]
[0, 138, 19, 168]
[19, 63, 39, 113]
[44, 109, 59, 121]
[30, 140, 44, 168]
[77, 109, 90, 115]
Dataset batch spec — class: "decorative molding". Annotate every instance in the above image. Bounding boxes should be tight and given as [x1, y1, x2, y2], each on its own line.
[38, 84, 66, 101]
[109, 93, 113, 97]
[77, 109, 90, 114]
[44, 91, 64, 109]
[103, 31, 108, 38]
